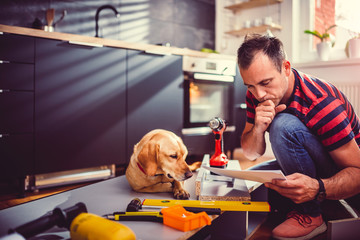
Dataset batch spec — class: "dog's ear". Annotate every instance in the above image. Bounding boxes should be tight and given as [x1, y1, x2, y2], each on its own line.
[137, 140, 159, 176]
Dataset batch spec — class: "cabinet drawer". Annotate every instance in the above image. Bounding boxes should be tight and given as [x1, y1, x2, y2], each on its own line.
[0, 134, 34, 178]
[0, 91, 34, 133]
[0, 62, 34, 90]
[0, 34, 34, 63]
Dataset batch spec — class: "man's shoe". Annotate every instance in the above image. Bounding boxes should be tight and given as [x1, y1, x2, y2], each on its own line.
[272, 211, 327, 240]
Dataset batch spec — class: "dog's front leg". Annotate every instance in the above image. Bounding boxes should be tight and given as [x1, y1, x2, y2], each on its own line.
[173, 181, 190, 199]
[138, 182, 173, 193]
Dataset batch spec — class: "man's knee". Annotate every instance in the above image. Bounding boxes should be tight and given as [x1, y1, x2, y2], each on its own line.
[269, 113, 306, 144]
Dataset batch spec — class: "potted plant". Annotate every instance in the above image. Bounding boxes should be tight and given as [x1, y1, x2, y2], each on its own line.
[304, 24, 336, 61]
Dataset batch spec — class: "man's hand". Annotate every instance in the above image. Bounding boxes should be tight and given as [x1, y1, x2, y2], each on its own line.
[264, 173, 319, 204]
[254, 100, 286, 134]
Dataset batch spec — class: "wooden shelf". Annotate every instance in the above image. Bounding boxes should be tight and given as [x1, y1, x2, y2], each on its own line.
[225, 0, 283, 11]
[225, 23, 282, 37]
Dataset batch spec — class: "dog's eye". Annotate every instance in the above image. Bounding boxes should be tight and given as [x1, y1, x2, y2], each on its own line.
[170, 154, 177, 159]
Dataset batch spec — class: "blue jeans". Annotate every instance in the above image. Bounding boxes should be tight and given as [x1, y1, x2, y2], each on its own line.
[250, 113, 339, 216]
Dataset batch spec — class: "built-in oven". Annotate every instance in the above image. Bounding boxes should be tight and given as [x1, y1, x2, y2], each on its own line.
[182, 56, 242, 157]
[183, 56, 237, 131]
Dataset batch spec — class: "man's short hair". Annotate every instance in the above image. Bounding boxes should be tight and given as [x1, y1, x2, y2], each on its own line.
[237, 34, 286, 73]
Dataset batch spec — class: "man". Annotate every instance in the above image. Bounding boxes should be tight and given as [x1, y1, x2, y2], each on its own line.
[237, 34, 360, 239]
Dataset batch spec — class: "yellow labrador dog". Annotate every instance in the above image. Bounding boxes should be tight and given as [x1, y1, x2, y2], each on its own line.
[126, 129, 199, 199]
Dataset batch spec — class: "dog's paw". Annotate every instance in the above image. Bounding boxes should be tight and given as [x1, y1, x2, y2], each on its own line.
[173, 189, 190, 199]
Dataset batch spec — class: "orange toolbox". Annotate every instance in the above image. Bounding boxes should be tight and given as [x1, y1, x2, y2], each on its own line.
[161, 205, 212, 232]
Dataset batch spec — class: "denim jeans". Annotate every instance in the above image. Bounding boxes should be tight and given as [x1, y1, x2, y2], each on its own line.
[250, 113, 340, 216]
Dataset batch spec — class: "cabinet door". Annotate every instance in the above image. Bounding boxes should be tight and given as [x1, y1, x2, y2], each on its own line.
[35, 39, 127, 173]
[0, 91, 34, 178]
[0, 91, 34, 133]
[0, 33, 34, 63]
[0, 33, 35, 179]
[0, 63, 34, 90]
[126, 50, 183, 160]
[0, 134, 34, 179]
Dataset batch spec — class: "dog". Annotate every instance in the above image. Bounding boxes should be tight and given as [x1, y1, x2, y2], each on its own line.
[125, 129, 200, 199]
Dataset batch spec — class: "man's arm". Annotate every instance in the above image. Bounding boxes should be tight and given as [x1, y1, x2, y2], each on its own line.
[266, 139, 360, 203]
[241, 122, 266, 160]
[325, 138, 360, 199]
[241, 100, 286, 160]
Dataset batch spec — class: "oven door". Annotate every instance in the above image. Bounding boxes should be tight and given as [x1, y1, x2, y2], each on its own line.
[184, 72, 234, 129]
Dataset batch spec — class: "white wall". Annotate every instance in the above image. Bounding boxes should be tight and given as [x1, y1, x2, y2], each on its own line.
[215, 0, 294, 60]
[216, 0, 360, 86]
[294, 60, 360, 85]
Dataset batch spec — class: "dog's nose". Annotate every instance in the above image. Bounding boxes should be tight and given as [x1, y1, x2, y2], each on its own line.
[184, 171, 193, 179]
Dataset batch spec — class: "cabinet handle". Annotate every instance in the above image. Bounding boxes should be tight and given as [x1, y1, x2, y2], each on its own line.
[0, 134, 10, 138]
[0, 89, 10, 93]
[68, 41, 103, 48]
[0, 60, 10, 64]
[144, 50, 172, 56]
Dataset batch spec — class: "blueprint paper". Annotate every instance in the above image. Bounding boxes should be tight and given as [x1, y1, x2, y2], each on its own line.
[203, 166, 286, 183]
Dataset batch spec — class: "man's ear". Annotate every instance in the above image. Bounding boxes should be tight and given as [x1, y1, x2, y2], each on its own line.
[283, 60, 291, 76]
[137, 141, 159, 176]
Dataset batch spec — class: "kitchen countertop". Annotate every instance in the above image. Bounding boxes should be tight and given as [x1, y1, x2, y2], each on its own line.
[0, 24, 236, 60]
[0, 174, 199, 240]
[0, 171, 261, 240]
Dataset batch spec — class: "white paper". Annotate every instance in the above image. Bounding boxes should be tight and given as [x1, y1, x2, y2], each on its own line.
[202, 166, 286, 183]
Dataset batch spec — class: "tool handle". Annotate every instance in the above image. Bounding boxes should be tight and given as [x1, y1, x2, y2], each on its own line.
[10, 203, 87, 239]
[11, 211, 61, 238]
[126, 198, 142, 212]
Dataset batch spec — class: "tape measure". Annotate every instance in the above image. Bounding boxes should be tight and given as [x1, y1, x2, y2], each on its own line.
[142, 199, 270, 212]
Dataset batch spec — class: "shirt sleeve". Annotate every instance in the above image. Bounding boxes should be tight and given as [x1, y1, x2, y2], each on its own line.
[246, 91, 256, 124]
[306, 97, 354, 151]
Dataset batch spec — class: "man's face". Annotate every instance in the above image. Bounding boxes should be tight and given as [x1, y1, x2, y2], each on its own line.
[240, 52, 290, 106]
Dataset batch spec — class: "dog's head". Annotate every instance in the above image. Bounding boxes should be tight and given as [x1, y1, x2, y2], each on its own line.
[136, 130, 193, 181]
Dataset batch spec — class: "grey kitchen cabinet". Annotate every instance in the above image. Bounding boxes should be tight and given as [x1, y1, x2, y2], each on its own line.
[35, 38, 127, 174]
[126, 50, 183, 160]
[0, 33, 34, 63]
[1, 33, 183, 181]
[0, 33, 35, 179]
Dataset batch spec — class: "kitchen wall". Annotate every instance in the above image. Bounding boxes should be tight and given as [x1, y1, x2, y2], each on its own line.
[0, 0, 215, 51]
[216, 0, 292, 59]
[217, 1, 360, 86]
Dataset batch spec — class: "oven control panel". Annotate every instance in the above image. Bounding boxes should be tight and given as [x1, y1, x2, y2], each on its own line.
[183, 56, 237, 76]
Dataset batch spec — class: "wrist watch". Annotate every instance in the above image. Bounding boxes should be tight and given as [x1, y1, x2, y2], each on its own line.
[316, 178, 326, 202]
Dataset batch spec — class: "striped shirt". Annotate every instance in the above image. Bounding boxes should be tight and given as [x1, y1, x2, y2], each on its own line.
[246, 68, 360, 151]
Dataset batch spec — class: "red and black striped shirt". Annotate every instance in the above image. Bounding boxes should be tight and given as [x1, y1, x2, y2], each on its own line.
[245, 68, 360, 151]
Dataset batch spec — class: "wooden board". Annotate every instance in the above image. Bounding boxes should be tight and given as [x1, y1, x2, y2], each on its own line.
[196, 155, 251, 201]
[225, 0, 283, 11]
[225, 24, 282, 37]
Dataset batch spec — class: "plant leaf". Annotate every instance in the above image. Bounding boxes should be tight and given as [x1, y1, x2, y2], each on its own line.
[304, 30, 323, 39]
[325, 24, 337, 33]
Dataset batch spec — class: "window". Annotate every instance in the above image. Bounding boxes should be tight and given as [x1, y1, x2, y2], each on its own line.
[295, 0, 360, 63]
[334, 0, 360, 49]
